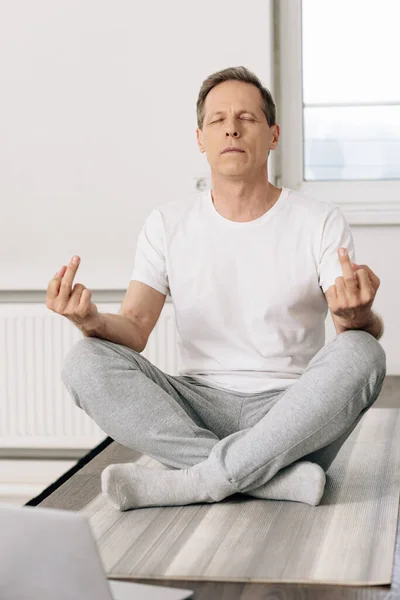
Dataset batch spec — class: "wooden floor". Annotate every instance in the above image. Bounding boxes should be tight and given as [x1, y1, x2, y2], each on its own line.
[26, 376, 400, 600]
[374, 376, 400, 409]
[126, 376, 400, 599]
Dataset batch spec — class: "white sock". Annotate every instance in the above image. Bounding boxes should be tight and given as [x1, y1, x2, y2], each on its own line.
[101, 459, 326, 511]
[244, 461, 326, 506]
[101, 462, 218, 511]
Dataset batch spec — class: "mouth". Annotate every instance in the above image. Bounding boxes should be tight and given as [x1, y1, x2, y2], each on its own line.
[222, 149, 245, 154]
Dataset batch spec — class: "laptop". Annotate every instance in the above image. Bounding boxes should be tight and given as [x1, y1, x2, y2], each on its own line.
[0, 503, 193, 600]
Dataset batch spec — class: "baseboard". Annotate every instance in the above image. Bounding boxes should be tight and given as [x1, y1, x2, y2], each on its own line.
[0, 459, 76, 507]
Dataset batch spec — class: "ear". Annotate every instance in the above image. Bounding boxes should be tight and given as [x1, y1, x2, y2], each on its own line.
[196, 128, 205, 153]
[269, 123, 280, 151]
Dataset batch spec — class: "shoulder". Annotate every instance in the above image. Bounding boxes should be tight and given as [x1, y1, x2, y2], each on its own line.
[285, 187, 337, 217]
[284, 188, 348, 233]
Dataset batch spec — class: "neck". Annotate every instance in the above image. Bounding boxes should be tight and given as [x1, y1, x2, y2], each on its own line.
[210, 175, 280, 223]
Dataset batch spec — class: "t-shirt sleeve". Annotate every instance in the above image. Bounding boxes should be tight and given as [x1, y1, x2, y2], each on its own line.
[130, 209, 170, 296]
[318, 205, 356, 294]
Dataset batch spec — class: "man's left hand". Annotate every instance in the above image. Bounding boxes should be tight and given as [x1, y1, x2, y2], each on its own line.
[324, 248, 381, 330]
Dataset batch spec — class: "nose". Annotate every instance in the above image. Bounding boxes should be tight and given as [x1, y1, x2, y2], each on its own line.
[225, 121, 239, 137]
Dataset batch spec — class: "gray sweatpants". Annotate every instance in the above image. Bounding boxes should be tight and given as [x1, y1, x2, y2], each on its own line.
[61, 329, 386, 496]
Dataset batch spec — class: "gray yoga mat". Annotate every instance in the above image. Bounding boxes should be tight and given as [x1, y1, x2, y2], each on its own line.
[36, 408, 400, 586]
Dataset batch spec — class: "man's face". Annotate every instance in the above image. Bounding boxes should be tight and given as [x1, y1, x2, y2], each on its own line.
[196, 80, 279, 177]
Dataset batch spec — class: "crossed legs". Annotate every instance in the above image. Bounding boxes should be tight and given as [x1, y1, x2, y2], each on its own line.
[62, 330, 386, 510]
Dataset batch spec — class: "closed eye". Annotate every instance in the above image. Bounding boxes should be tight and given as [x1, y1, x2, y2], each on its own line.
[211, 117, 255, 124]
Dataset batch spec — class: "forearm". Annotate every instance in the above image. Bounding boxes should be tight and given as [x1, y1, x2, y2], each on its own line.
[81, 313, 145, 352]
[359, 312, 384, 341]
[335, 311, 384, 341]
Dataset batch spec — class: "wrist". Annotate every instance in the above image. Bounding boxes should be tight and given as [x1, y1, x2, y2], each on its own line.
[334, 310, 382, 338]
[354, 311, 378, 330]
[348, 312, 383, 340]
[81, 314, 104, 337]
[362, 313, 383, 340]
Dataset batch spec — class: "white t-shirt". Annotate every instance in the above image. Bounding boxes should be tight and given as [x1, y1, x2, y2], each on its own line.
[131, 187, 356, 394]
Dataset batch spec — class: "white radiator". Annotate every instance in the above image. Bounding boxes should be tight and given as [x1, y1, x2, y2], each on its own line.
[0, 302, 179, 450]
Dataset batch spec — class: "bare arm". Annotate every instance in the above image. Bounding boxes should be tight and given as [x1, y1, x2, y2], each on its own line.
[82, 313, 145, 352]
[361, 311, 384, 340]
[333, 310, 384, 341]
[47, 258, 159, 353]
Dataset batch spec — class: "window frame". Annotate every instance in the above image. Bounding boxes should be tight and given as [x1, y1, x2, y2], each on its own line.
[274, 0, 400, 225]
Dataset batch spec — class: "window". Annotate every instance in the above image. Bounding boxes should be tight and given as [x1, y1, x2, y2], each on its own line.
[276, 0, 400, 224]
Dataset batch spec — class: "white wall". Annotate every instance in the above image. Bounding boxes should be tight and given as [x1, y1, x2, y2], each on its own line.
[0, 0, 275, 291]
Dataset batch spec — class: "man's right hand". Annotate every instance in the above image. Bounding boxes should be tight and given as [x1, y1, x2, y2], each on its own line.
[46, 255, 100, 332]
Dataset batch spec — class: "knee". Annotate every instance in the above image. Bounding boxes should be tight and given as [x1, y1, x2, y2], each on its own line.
[337, 329, 386, 384]
[61, 337, 104, 394]
[62, 337, 115, 409]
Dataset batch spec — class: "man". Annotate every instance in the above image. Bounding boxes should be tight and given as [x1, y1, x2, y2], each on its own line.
[49, 66, 386, 511]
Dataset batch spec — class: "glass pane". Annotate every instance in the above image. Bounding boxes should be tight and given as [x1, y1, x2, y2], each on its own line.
[302, 0, 400, 104]
[304, 106, 400, 181]
[302, 0, 400, 180]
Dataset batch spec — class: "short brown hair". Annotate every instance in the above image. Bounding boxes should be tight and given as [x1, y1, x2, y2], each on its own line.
[196, 66, 276, 130]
